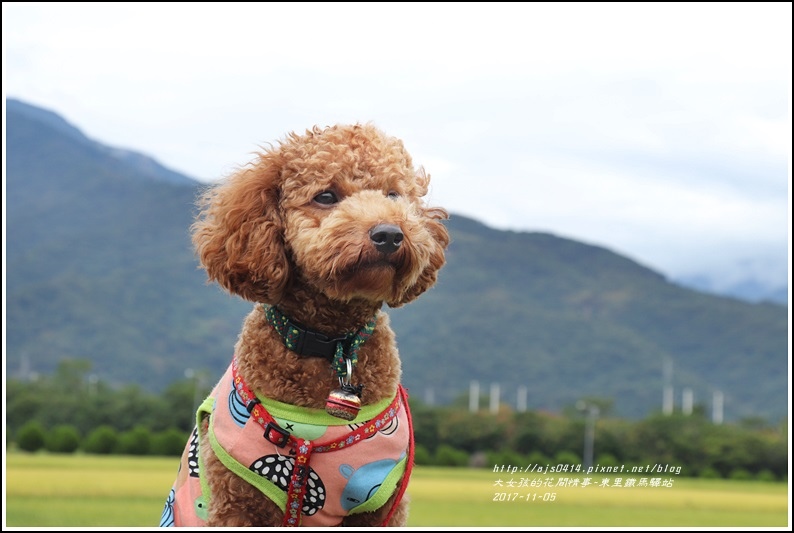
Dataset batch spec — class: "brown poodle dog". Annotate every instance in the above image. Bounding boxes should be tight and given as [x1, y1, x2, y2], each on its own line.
[160, 123, 449, 527]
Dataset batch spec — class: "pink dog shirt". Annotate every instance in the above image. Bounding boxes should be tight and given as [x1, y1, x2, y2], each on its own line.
[159, 359, 412, 527]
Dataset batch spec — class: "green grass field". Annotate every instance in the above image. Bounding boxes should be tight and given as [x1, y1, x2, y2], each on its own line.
[4, 452, 790, 527]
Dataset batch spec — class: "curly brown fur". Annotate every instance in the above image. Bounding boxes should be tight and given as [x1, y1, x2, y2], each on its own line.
[188, 123, 449, 526]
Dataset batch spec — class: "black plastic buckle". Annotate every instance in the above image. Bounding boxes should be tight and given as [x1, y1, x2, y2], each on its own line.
[245, 398, 261, 413]
[293, 326, 347, 360]
[263, 421, 291, 448]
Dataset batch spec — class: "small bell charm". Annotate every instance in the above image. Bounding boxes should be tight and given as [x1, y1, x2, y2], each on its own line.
[325, 357, 363, 421]
[325, 384, 362, 421]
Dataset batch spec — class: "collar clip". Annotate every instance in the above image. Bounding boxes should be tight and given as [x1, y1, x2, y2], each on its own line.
[290, 321, 348, 360]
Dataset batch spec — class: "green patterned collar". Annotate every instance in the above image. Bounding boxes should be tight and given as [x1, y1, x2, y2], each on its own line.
[262, 304, 376, 381]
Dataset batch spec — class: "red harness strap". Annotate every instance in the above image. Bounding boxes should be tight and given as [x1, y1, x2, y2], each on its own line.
[231, 358, 414, 526]
[381, 384, 414, 526]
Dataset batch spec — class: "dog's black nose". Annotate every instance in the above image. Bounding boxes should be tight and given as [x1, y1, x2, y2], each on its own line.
[369, 224, 404, 255]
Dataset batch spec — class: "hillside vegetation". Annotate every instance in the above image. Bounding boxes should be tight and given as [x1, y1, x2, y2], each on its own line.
[5, 98, 788, 422]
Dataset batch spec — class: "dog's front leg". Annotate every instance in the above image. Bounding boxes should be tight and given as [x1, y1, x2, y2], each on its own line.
[384, 493, 410, 527]
[199, 428, 284, 526]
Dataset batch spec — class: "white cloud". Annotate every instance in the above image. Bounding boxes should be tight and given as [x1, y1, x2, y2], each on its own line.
[3, 1, 790, 289]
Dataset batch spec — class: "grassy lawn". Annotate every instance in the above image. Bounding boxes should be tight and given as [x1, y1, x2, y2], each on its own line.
[4, 452, 789, 527]
[406, 466, 789, 527]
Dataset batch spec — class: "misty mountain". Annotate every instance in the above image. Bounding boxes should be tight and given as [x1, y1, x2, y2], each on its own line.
[674, 274, 788, 306]
[5, 97, 789, 423]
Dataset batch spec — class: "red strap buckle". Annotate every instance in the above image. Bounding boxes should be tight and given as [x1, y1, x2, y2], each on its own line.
[263, 421, 291, 448]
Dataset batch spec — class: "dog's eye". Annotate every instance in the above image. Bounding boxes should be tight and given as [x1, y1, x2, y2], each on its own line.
[387, 191, 400, 200]
[313, 191, 339, 206]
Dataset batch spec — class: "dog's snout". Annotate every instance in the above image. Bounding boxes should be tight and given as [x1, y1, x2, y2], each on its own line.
[369, 224, 404, 255]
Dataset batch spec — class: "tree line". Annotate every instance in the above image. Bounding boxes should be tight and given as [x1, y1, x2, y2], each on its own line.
[5, 359, 788, 481]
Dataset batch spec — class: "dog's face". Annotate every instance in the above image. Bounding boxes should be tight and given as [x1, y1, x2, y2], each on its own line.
[192, 123, 449, 307]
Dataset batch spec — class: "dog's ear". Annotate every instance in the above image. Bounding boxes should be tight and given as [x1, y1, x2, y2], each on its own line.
[191, 152, 290, 303]
[388, 206, 450, 308]
[413, 166, 431, 197]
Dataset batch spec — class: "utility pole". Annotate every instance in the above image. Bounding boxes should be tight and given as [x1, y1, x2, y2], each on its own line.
[516, 386, 527, 412]
[489, 383, 500, 414]
[469, 380, 479, 413]
[185, 368, 202, 430]
[682, 387, 693, 415]
[424, 387, 434, 406]
[712, 390, 724, 424]
[577, 401, 599, 472]
[663, 358, 674, 415]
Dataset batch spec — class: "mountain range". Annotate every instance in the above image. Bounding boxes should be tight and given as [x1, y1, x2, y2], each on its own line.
[4, 97, 789, 423]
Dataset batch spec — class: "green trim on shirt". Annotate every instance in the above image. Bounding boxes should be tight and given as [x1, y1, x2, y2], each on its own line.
[255, 391, 395, 426]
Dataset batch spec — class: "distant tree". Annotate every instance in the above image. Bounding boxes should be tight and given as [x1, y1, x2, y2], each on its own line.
[150, 428, 189, 457]
[82, 425, 119, 454]
[594, 452, 619, 468]
[525, 450, 552, 468]
[52, 358, 93, 393]
[106, 385, 166, 431]
[553, 450, 581, 466]
[413, 444, 433, 466]
[486, 449, 525, 469]
[698, 466, 721, 479]
[409, 399, 442, 454]
[5, 380, 47, 444]
[45, 424, 81, 453]
[756, 469, 777, 482]
[729, 468, 753, 480]
[512, 411, 546, 455]
[538, 416, 583, 458]
[434, 444, 469, 466]
[437, 409, 511, 453]
[115, 426, 152, 455]
[160, 378, 207, 432]
[16, 421, 46, 452]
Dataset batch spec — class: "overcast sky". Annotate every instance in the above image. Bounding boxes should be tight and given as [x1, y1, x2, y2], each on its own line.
[3, 2, 791, 290]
